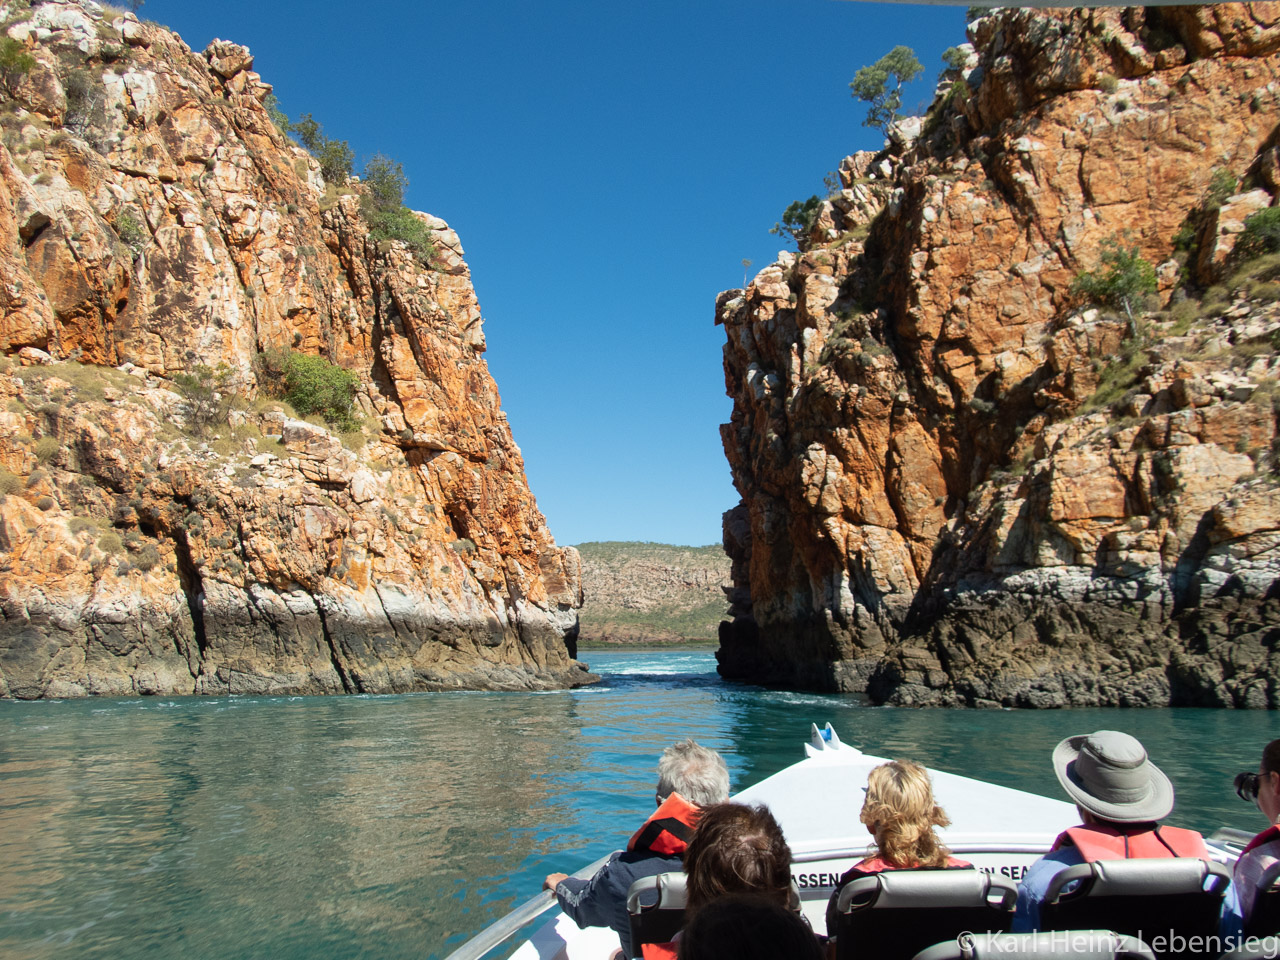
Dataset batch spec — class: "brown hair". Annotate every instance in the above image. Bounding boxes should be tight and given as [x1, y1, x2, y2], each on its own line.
[682, 803, 792, 918]
[860, 760, 953, 869]
[1262, 740, 1280, 776]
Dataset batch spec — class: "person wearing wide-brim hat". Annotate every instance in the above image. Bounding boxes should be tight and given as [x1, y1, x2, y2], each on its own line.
[1012, 730, 1209, 932]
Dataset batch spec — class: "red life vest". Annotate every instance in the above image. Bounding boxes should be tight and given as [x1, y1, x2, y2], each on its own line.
[627, 792, 701, 858]
[1242, 824, 1280, 856]
[1053, 824, 1208, 862]
[852, 855, 972, 874]
[641, 941, 678, 960]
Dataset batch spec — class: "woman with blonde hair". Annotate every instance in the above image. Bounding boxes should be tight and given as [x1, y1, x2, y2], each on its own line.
[825, 760, 971, 932]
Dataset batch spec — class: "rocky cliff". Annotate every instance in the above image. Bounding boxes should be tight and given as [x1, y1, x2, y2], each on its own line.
[0, 0, 591, 698]
[575, 542, 729, 644]
[717, 4, 1280, 707]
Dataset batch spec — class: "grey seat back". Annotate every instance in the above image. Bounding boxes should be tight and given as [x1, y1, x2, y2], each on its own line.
[833, 869, 1018, 960]
[1041, 859, 1231, 960]
[626, 872, 687, 958]
[1245, 860, 1280, 939]
[912, 930, 1156, 960]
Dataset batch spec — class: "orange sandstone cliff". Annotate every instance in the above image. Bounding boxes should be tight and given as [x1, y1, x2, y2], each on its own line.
[717, 4, 1280, 707]
[0, 0, 591, 697]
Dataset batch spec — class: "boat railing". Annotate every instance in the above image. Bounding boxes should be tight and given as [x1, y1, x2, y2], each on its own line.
[440, 851, 616, 960]
[790, 842, 1054, 863]
[1210, 827, 1256, 849]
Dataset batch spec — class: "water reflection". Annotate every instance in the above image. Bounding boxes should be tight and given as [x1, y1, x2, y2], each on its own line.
[1, 693, 588, 960]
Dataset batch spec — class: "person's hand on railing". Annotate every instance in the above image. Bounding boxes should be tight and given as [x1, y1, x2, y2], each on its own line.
[543, 873, 569, 891]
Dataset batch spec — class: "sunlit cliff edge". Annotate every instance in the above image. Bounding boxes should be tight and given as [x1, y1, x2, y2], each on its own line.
[0, 0, 592, 698]
[717, 4, 1280, 707]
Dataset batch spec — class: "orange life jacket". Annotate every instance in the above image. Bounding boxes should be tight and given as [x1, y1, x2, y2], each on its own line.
[627, 792, 701, 858]
[1053, 824, 1208, 862]
[641, 941, 678, 960]
[852, 855, 972, 874]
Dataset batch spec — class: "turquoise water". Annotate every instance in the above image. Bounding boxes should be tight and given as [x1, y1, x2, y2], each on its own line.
[0, 648, 1274, 960]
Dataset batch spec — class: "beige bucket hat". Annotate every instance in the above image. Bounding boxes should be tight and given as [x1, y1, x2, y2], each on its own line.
[1052, 730, 1175, 824]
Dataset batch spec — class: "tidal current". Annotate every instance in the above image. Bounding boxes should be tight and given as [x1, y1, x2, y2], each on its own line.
[0, 648, 1273, 960]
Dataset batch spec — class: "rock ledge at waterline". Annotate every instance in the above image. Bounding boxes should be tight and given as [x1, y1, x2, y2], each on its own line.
[717, 4, 1280, 707]
[0, 0, 592, 698]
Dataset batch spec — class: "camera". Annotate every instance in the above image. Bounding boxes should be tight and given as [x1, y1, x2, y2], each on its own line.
[1235, 771, 1260, 803]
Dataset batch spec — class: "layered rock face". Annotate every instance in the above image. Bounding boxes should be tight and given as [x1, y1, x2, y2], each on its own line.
[0, 0, 591, 697]
[718, 4, 1280, 706]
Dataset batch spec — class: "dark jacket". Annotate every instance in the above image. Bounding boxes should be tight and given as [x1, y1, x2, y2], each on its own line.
[555, 793, 702, 957]
[555, 851, 684, 957]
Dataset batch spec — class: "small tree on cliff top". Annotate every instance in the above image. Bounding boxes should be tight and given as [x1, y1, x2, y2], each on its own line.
[851, 45, 923, 137]
[770, 195, 822, 248]
[360, 153, 436, 264]
[289, 112, 353, 184]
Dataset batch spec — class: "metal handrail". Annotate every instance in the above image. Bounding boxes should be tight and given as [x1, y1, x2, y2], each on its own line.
[441, 851, 617, 960]
[790, 842, 1055, 864]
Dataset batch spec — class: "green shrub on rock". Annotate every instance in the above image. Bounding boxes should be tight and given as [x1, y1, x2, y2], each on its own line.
[114, 211, 147, 255]
[1070, 236, 1158, 324]
[172, 364, 235, 436]
[1241, 206, 1280, 257]
[68, 516, 97, 535]
[259, 349, 360, 431]
[360, 154, 436, 264]
[289, 112, 352, 184]
[0, 37, 35, 96]
[34, 435, 60, 462]
[133, 543, 160, 572]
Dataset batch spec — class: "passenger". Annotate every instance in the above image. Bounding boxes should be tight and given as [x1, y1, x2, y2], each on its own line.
[683, 803, 795, 916]
[544, 739, 730, 959]
[643, 802, 797, 960]
[825, 760, 971, 935]
[1012, 730, 1207, 932]
[678, 892, 823, 960]
[1222, 738, 1280, 935]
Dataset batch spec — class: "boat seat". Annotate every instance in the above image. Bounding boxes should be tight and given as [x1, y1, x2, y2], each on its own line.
[912, 930, 1156, 960]
[1245, 860, 1280, 938]
[1040, 858, 1231, 960]
[832, 869, 1019, 960]
[627, 872, 687, 959]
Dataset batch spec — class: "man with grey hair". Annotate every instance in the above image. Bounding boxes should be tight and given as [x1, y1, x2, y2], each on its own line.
[544, 739, 730, 957]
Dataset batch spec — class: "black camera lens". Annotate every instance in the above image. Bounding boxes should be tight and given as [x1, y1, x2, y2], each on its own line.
[1235, 772, 1260, 803]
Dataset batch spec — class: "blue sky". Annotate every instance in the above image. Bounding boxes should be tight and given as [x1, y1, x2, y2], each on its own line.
[145, 0, 968, 547]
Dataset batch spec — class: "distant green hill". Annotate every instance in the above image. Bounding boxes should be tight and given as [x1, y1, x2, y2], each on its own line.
[571, 542, 730, 644]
